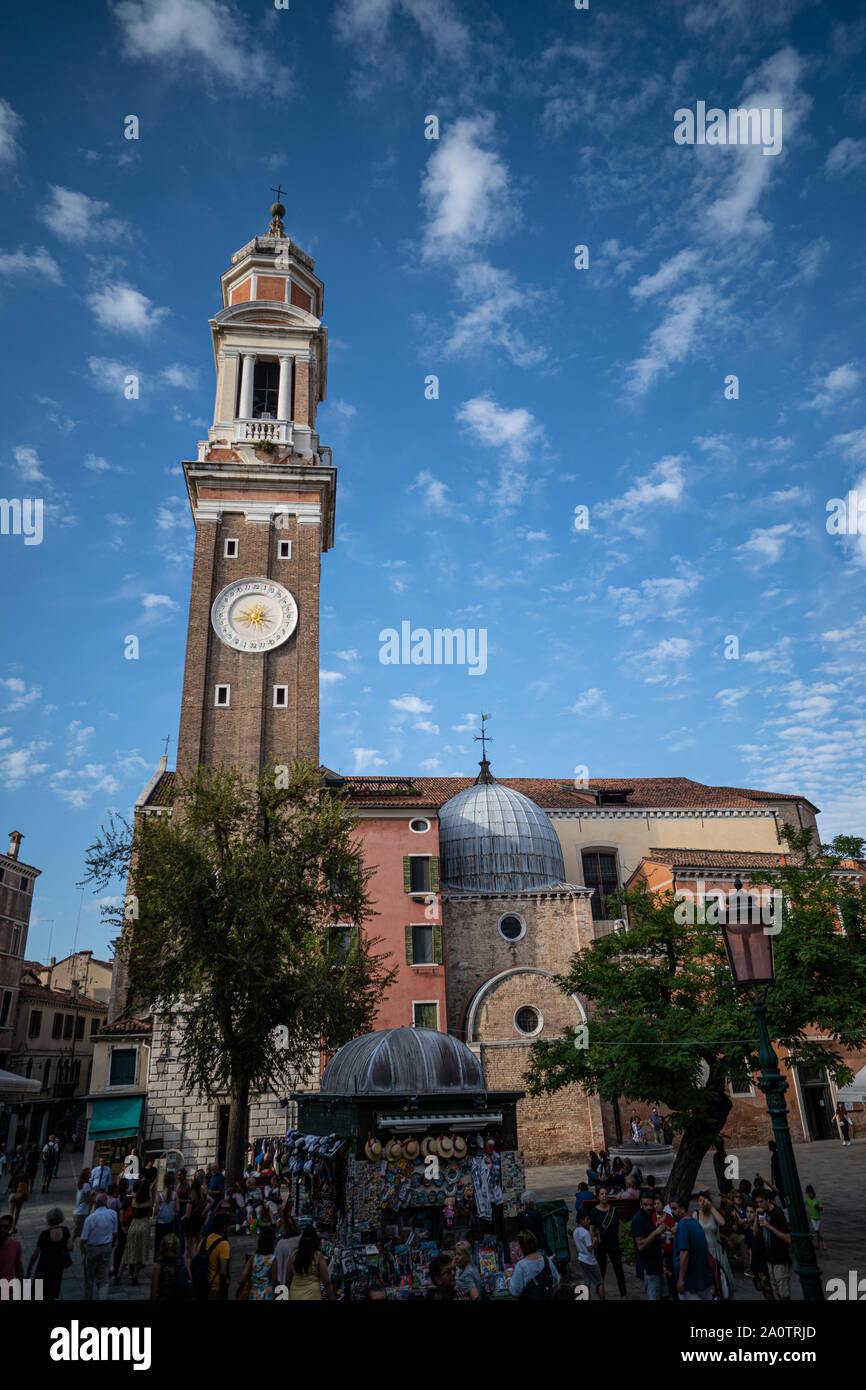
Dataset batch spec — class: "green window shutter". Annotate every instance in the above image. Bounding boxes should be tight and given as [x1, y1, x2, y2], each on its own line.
[432, 923, 442, 964]
[430, 857, 440, 892]
[405, 924, 414, 965]
[403, 856, 411, 892]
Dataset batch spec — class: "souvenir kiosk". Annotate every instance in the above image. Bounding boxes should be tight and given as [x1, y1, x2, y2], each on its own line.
[290, 1026, 527, 1297]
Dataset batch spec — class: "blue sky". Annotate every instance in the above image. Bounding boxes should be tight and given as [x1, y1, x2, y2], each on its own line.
[2, 0, 866, 961]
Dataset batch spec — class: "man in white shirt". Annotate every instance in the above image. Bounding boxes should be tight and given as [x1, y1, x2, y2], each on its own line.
[79, 1193, 118, 1300]
[572, 1208, 606, 1300]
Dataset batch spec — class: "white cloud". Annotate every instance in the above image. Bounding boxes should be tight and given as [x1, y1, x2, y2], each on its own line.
[87, 282, 168, 335]
[160, 363, 198, 389]
[608, 570, 700, 625]
[630, 250, 701, 303]
[737, 523, 804, 566]
[634, 636, 692, 685]
[0, 743, 50, 788]
[13, 446, 47, 483]
[626, 286, 716, 396]
[88, 357, 137, 393]
[803, 363, 860, 412]
[782, 236, 829, 286]
[141, 593, 178, 612]
[155, 497, 192, 531]
[37, 186, 128, 243]
[0, 99, 23, 165]
[67, 721, 95, 758]
[451, 713, 478, 733]
[825, 137, 866, 179]
[389, 695, 432, 716]
[595, 456, 686, 527]
[0, 247, 62, 282]
[84, 453, 124, 474]
[413, 720, 440, 736]
[408, 469, 465, 519]
[443, 260, 547, 367]
[335, 648, 360, 663]
[571, 688, 609, 715]
[827, 428, 866, 466]
[456, 396, 543, 465]
[335, 0, 470, 64]
[419, 756, 442, 771]
[716, 687, 749, 710]
[420, 114, 513, 261]
[1, 678, 43, 712]
[319, 671, 345, 686]
[113, 0, 285, 88]
[351, 746, 387, 773]
[741, 636, 793, 673]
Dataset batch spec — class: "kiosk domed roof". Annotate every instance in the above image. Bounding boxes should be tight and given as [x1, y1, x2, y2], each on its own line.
[321, 1027, 485, 1097]
[438, 759, 566, 893]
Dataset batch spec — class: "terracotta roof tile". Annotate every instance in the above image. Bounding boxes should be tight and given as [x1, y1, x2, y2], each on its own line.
[142, 770, 816, 814]
[19, 985, 107, 1010]
[97, 1017, 152, 1037]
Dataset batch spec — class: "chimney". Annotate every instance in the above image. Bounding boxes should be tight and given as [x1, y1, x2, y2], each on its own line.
[7, 830, 23, 860]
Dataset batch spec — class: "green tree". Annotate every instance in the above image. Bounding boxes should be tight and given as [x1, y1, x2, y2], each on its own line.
[524, 827, 866, 1200]
[80, 759, 396, 1182]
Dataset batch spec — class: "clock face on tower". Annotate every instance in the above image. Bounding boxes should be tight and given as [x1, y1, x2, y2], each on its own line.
[211, 578, 299, 653]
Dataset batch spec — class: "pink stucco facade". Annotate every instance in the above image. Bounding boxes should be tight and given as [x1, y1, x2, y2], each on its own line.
[353, 813, 447, 1032]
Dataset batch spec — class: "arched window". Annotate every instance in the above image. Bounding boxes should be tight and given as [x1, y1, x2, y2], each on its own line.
[582, 849, 618, 921]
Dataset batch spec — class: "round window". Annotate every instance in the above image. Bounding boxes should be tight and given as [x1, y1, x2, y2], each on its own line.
[409, 818, 430, 833]
[498, 913, 525, 941]
[515, 1006, 541, 1036]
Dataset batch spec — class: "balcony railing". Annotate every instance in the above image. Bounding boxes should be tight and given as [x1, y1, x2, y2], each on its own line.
[233, 418, 292, 445]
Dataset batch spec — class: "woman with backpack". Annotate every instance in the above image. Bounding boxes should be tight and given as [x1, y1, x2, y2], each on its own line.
[150, 1233, 189, 1301]
[508, 1229, 561, 1300]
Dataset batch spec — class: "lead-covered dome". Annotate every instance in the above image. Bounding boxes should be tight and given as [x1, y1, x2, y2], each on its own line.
[321, 1027, 485, 1097]
[438, 759, 566, 893]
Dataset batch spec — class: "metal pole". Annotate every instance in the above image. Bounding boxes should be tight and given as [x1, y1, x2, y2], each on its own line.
[751, 997, 823, 1300]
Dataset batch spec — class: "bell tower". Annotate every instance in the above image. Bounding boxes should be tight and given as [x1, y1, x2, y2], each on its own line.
[175, 201, 337, 774]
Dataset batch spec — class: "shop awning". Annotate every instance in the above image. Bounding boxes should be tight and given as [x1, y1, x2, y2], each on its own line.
[377, 1112, 503, 1132]
[0, 1067, 41, 1095]
[88, 1096, 143, 1139]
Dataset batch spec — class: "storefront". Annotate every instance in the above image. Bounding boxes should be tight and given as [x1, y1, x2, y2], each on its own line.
[85, 1093, 145, 1173]
[290, 1027, 528, 1297]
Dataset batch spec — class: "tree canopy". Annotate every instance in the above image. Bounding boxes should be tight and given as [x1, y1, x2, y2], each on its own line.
[524, 827, 866, 1199]
[80, 758, 396, 1180]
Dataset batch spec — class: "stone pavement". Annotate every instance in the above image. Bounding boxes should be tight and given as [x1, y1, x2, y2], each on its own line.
[525, 1137, 864, 1300]
[5, 1156, 258, 1303]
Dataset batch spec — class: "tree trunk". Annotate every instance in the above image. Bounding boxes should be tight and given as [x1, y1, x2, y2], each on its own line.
[224, 1077, 250, 1185]
[664, 1086, 731, 1203]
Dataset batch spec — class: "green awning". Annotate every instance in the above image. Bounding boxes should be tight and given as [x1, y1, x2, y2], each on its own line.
[88, 1096, 143, 1139]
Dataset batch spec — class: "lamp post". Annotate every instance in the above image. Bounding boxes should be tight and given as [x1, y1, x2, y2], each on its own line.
[719, 879, 823, 1301]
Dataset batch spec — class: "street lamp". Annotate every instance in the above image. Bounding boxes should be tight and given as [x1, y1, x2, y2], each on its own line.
[719, 878, 823, 1300]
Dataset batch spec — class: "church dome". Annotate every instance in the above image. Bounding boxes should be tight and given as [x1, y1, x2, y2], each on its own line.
[438, 760, 566, 893]
[321, 1027, 485, 1097]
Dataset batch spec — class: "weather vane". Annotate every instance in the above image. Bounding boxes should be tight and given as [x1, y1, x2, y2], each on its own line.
[474, 713, 493, 759]
[270, 184, 285, 203]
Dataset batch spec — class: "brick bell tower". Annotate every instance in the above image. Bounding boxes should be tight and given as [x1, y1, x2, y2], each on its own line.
[175, 200, 336, 775]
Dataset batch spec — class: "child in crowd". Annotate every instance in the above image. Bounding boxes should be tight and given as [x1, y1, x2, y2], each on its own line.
[804, 1185, 826, 1251]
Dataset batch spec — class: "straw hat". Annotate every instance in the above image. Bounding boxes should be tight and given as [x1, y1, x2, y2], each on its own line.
[402, 1137, 420, 1160]
[421, 1137, 437, 1157]
[384, 1139, 403, 1161]
[435, 1134, 454, 1158]
[364, 1137, 382, 1161]
[452, 1135, 467, 1158]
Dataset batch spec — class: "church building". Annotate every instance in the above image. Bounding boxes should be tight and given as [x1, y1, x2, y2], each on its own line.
[90, 210, 853, 1170]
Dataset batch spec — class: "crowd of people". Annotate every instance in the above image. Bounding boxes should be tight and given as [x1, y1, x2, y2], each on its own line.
[560, 1140, 826, 1302]
[0, 1143, 338, 1302]
[0, 1130, 840, 1303]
